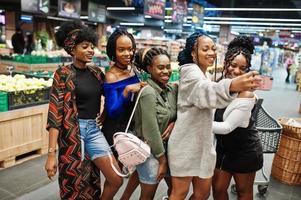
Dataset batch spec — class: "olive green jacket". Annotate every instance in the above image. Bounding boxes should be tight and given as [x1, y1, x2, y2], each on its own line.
[134, 78, 177, 157]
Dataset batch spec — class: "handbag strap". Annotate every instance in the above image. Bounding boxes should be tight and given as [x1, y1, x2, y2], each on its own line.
[125, 85, 148, 133]
[108, 153, 131, 177]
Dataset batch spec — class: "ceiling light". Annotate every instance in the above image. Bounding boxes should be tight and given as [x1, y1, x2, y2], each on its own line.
[231, 31, 240, 35]
[46, 16, 71, 21]
[165, 16, 172, 19]
[231, 26, 301, 31]
[120, 22, 144, 26]
[145, 15, 152, 19]
[107, 7, 135, 11]
[204, 17, 301, 22]
[80, 16, 88, 19]
[204, 8, 301, 11]
[164, 20, 172, 23]
[204, 21, 301, 27]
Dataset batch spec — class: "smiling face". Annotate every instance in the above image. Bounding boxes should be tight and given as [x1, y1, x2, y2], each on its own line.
[226, 53, 248, 78]
[72, 41, 95, 63]
[115, 35, 134, 68]
[147, 54, 172, 86]
[192, 36, 217, 71]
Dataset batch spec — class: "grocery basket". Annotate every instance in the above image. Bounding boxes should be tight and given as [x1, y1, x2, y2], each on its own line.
[231, 99, 282, 195]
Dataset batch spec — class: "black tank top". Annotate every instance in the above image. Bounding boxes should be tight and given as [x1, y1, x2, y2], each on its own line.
[214, 104, 262, 155]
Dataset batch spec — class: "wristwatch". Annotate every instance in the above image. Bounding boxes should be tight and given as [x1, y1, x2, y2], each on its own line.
[48, 147, 56, 154]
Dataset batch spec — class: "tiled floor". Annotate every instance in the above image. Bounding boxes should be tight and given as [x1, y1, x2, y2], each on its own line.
[0, 67, 300, 200]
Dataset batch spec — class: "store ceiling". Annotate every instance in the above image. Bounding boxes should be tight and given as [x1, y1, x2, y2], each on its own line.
[0, 0, 300, 26]
[206, 0, 301, 19]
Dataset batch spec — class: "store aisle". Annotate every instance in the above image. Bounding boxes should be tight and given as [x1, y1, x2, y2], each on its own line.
[0, 67, 300, 200]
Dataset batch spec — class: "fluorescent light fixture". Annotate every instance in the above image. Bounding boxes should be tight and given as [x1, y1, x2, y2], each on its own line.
[145, 15, 152, 19]
[107, 7, 135, 11]
[21, 15, 33, 21]
[204, 17, 301, 22]
[231, 31, 240, 35]
[46, 16, 71, 21]
[204, 8, 301, 11]
[183, 23, 192, 26]
[186, 16, 192, 19]
[80, 16, 88, 19]
[168, 7, 192, 11]
[232, 29, 265, 32]
[120, 22, 144, 26]
[164, 29, 182, 33]
[292, 30, 301, 33]
[165, 16, 172, 19]
[164, 20, 172, 23]
[231, 26, 301, 31]
[204, 21, 301, 27]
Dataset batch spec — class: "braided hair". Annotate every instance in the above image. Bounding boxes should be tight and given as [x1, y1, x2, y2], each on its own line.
[106, 27, 136, 62]
[177, 31, 211, 66]
[222, 36, 254, 78]
[55, 21, 98, 55]
[134, 47, 170, 73]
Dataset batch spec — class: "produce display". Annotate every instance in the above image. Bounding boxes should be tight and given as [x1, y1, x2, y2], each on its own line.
[0, 74, 52, 92]
[14, 70, 54, 79]
[0, 74, 52, 111]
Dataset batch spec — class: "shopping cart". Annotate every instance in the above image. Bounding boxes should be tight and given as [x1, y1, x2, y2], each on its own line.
[231, 99, 282, 195]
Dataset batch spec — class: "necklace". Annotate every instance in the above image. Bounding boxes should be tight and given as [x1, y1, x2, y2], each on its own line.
[114, 62, 128, 70]
[113, 62, 133, 74]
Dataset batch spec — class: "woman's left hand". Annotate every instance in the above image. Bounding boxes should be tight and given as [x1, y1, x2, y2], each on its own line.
[162, 122, 175, 141]
[156, 156, 167, 181]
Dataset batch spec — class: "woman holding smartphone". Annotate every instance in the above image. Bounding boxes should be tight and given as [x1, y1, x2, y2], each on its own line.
[212, 36, 263, 200]
[167, 32, 261, 200]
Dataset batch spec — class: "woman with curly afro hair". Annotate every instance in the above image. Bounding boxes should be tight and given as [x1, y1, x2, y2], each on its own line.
[212, 36, 263, 200]
[45, 21, 122, 199]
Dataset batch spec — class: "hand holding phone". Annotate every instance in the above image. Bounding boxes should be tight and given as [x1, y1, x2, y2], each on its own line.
[257, 75, 273, 91]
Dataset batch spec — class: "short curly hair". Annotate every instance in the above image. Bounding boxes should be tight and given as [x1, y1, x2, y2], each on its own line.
[106, 27, 136, 61]
[222, 36, 254, 78]
[55, 21, 98, 54]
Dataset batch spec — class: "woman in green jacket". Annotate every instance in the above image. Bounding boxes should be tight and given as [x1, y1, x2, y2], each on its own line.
[122, 47, 177, 200]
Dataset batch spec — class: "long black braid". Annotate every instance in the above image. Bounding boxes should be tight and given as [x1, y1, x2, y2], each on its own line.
[134, 47, 170, 73]
[222, 36, 254, 79]
[177, 31, 211, 66]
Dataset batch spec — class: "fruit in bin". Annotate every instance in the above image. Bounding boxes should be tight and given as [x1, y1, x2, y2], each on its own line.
[0, 74, 52, 92]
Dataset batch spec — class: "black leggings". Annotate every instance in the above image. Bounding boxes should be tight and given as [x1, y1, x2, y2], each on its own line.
[286, 67, 290, 83]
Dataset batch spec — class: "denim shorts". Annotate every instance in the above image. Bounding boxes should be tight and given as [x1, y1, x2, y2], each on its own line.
[78, 119, 112, 160]
[136, 154, 159, 185]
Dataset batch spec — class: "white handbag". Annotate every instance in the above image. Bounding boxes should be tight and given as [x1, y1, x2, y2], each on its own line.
[109, 86, 151, 177]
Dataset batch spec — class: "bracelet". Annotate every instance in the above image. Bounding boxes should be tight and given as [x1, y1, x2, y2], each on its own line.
[48, 147, 56, 154]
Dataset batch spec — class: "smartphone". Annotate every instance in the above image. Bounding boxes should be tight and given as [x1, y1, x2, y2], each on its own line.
[257, 75, 273, 91]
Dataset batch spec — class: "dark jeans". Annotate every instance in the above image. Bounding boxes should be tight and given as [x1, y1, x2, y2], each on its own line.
[286, 67, 291, 83]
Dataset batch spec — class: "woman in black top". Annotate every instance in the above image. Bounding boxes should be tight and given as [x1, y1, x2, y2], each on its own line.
[212, 36, 263, 200]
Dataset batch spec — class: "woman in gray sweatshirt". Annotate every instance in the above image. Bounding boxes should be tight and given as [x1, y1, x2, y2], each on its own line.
[167, 32, 262, 200]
